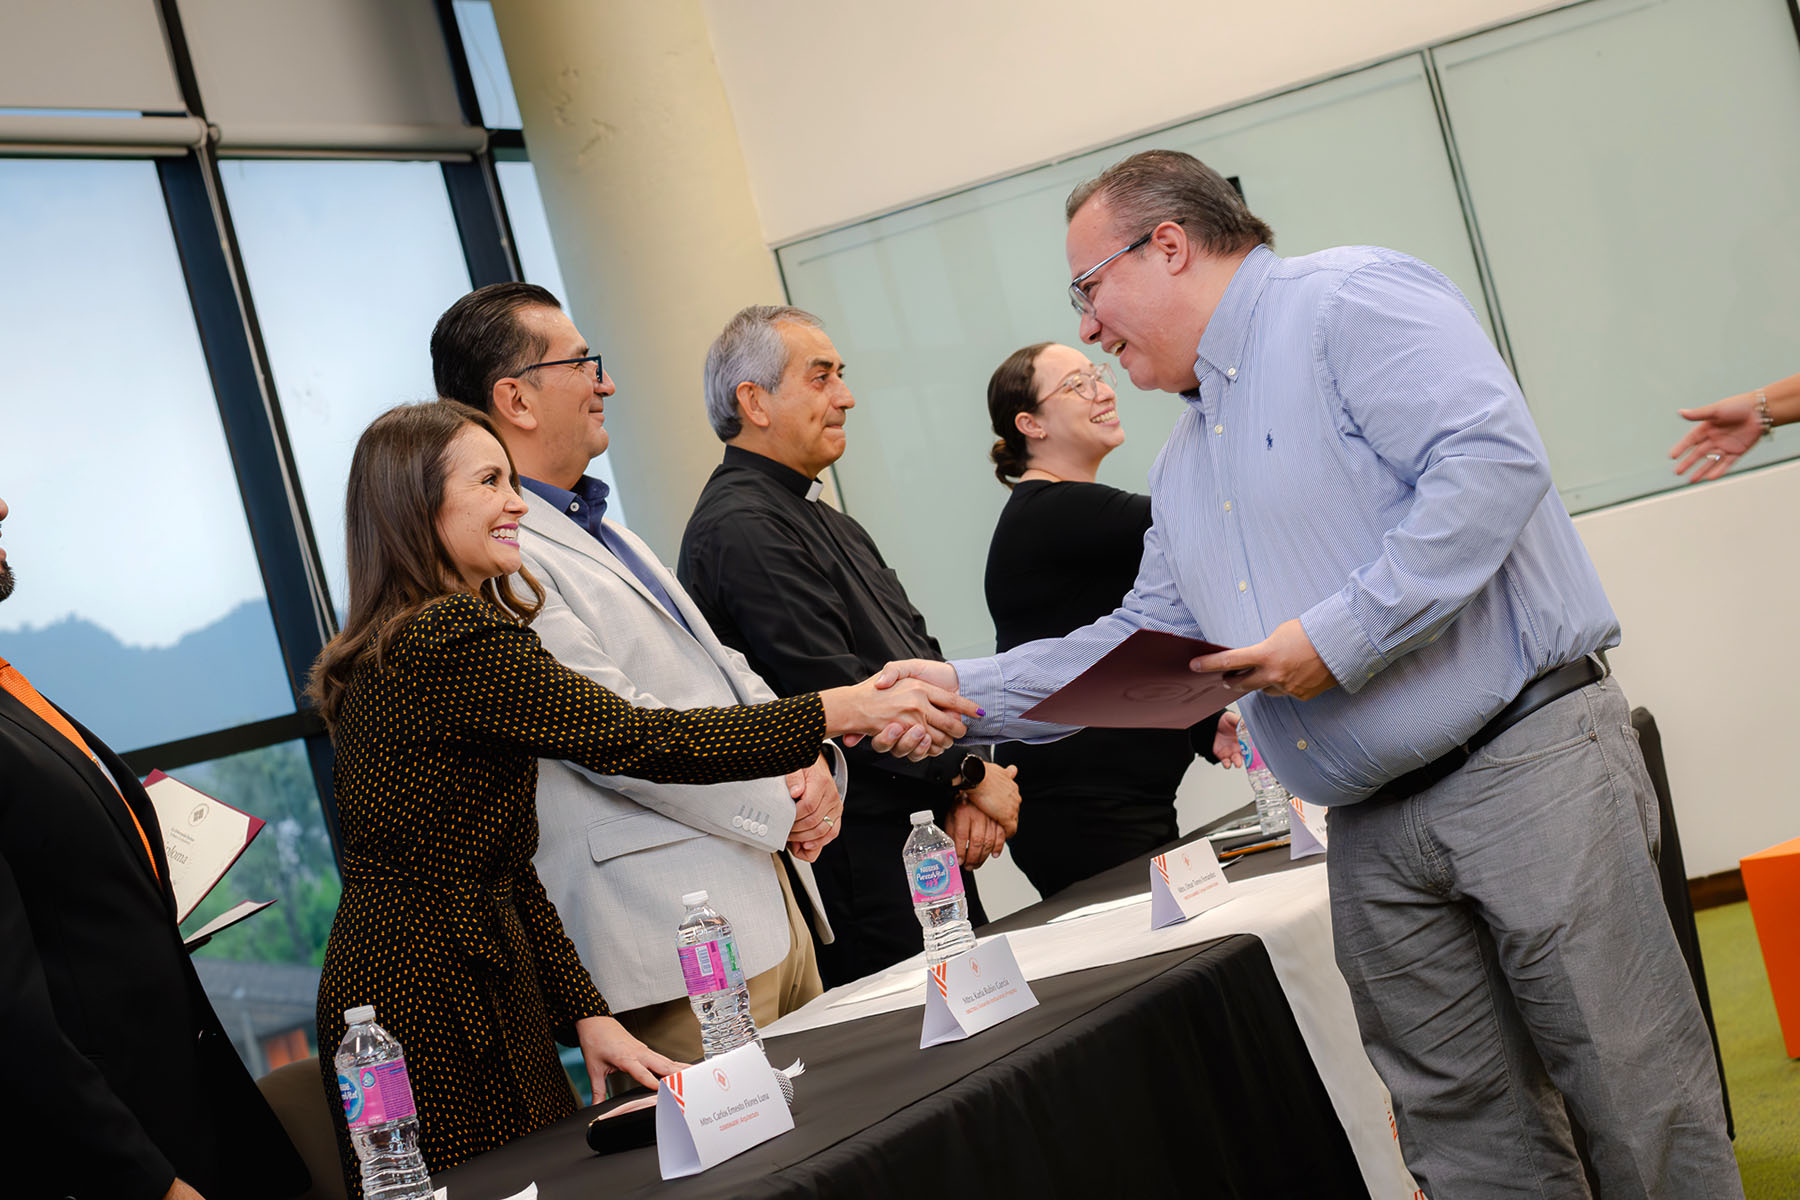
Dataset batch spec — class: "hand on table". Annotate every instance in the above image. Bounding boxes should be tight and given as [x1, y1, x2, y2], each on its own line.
[574, 1014, 685, 1101]
[785, 754, 843, 862]
[945, 800, 1007, 868]
[1192, 619, 1338, 701]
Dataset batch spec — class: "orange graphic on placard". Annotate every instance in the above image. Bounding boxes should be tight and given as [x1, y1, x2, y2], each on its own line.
[668, 1070, 687, 1112]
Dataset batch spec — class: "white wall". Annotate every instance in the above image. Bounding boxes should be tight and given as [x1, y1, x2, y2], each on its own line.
[702, 0, 1555, 244]
[1574, 462, 1800, 878]
[699, 0, 1796, 893]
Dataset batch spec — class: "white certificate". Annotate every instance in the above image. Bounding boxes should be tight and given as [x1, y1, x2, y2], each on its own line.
[143, 770, 266, 923]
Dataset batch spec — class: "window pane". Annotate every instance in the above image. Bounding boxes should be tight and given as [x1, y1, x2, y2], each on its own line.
[496, 158, 626, 525]
[179, 740, 339, 1076]
[451, 0, 522, 129]
[1435, 0, 1800, 510]
[0, 158, 294, 752]
[221, 160, 472, 612]
[777, 56, 1485, 660]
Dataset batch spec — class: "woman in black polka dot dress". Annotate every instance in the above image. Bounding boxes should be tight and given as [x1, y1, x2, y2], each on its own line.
[309, 403, 974, 1192]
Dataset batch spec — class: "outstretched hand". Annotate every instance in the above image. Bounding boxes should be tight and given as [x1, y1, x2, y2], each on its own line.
[1191, 619, 1338, 701]
[819, 672, 981, 763]
[1670, 393, 1762, 482]
[874, 658, 960, 692]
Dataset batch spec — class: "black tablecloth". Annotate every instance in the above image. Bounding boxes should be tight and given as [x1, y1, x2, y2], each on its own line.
[439, 827, 1370, 1200]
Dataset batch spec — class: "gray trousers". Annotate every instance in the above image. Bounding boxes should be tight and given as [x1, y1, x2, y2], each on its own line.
[1328, 678, 1741, 1199]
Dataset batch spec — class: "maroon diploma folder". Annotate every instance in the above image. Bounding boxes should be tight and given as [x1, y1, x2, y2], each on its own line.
[1020, 629, 1239, 729]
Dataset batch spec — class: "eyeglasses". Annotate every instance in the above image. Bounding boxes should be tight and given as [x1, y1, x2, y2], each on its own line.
[1068, 233, 1152, 316]
[1043, 362, 1116, 403]
[517, 352, 603, 380]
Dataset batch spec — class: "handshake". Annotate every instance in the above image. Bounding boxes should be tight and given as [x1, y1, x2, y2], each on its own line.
[809, 660, 1019, 866]
[816, 658, 968, 762]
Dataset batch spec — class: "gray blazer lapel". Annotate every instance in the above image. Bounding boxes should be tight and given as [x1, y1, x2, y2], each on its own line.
[519, 491, 676, 621]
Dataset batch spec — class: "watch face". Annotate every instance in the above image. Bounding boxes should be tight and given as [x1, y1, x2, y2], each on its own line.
[959, 755, 986, 788]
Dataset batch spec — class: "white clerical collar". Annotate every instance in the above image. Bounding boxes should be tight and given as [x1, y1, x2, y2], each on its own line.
[805, 479, 823, 502]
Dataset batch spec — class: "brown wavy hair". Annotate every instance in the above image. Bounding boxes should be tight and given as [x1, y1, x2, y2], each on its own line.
[987, 342, 1053, 486]
[306, 402, 543, 730]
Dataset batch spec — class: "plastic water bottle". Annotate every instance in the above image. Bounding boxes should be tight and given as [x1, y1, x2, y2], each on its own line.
[1238, 720, 1293, 835]
[676, 890, 760, 1058]
[334, 1006, 432, 1200]
[904, 811, 977, 964]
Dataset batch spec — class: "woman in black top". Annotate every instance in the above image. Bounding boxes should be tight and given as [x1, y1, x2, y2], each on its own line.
[983, 343, 1242, 898]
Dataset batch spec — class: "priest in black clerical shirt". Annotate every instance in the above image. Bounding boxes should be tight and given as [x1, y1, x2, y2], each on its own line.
[679, 306, 1022, 987]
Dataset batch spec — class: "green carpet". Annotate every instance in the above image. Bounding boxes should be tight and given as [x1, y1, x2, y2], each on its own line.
[1696, 901, 1800, 1198]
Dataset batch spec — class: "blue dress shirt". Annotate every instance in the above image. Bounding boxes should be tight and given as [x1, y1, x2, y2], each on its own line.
[953, 245, 1619, 806]
[520, 474, 694, 636]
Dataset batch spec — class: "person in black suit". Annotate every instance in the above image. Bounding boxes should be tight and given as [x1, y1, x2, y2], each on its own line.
[0, 492, 309, 1200]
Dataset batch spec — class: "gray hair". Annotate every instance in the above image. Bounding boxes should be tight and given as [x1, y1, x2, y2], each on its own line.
[1066, 150, 1273, 255]
[703, 305, 825, 440]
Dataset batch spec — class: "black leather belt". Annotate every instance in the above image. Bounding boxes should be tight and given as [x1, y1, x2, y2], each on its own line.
[1364, 652, 1608, 806]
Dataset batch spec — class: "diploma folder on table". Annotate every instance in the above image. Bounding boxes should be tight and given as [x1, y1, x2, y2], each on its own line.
[1020, 629, 1240, 729]
[141, 770, 276, 948]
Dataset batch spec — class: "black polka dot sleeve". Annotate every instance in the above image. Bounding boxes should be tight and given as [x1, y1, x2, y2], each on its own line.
[515, 860, 609, 1035]
[398, 594, 825, 785]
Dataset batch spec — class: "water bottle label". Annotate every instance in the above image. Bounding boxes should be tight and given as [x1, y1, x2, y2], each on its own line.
[908, 849, 964, 904]
[679, 937, 744, 996]
[338, 1059, 416, 1129]
[1238, 731, 1265, 773]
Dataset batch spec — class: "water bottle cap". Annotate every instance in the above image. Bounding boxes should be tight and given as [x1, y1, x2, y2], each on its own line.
[343, 1005, 376, 1025]
[909, 810, 933, 825]
[681, 890, 709, 907]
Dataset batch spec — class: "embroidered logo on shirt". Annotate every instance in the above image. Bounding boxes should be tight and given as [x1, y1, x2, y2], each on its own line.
[1266, 431, 1275, 450]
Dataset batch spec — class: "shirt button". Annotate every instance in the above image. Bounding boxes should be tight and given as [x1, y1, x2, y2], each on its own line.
[1224, 501, 1232, 512]
[1226, 367, 1237, 379]
[1214, 424, 1224, 435]
[1238, 580, 1248, 592]
[1297, 739, 1308, 751]
[568, 502, 579, 513]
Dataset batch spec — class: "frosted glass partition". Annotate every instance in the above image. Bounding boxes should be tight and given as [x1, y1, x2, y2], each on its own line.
[1435, 0, 1800, 511]
[778, 55, 1487, 660]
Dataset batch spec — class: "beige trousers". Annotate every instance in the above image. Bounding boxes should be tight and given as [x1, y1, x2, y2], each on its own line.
[615, 856, 822, 1064]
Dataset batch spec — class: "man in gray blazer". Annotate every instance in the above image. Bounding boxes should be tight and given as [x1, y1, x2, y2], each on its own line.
[432, 283, 845, 1063]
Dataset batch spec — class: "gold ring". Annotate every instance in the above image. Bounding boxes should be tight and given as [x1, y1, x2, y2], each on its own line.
[821, 815, 835, 828]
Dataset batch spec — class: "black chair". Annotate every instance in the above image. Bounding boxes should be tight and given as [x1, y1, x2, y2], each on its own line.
[1630, 706, 1733, 1137]
[256, 1056, 349, 1200]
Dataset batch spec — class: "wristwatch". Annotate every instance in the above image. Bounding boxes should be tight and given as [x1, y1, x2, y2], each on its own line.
[950, 753, 987, 793]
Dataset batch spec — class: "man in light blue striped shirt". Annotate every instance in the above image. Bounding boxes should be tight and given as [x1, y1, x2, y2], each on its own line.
[890, 151, 1737, 1197]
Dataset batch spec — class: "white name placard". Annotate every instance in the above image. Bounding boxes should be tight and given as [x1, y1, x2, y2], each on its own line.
[655, 1043, 794, 1178]
[920, 934, 1039, 1048]
[1290, 798, 1328, 860]
[1149, 841, 1234, 928]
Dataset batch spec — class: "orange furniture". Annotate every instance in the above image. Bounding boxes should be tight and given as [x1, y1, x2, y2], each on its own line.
[1741, 836, 1800, 1059]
